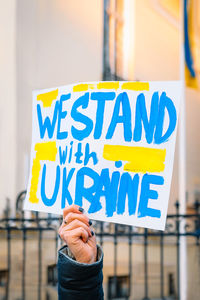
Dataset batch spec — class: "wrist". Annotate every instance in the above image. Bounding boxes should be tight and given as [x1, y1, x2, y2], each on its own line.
[66, 247, 97, 264]
[75, 252, 97, 264]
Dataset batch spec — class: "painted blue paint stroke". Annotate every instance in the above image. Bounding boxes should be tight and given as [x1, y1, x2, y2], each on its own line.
[106, 92, 132, 142]
[41, 164, 60, 207]
[138, 174, 164, 218]
[91, 92, 116, 139]
[71, 92, 93, 141]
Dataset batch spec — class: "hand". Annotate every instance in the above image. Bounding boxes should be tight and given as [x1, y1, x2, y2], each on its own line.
[58, 205, 97, 264]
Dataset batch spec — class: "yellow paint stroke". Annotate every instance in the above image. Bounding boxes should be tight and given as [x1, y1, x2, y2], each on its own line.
[88, 84, 95, 89]
[97, 82, 119, 90]
[73, 83, 95, 92]
[121, 82, 149, 91]
[37, 89, 58, 107]
[29, 142, 57, 203]
[103, 145, 166, 173]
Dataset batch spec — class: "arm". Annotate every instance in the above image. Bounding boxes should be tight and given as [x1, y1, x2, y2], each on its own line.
[57, 205, 104, 300]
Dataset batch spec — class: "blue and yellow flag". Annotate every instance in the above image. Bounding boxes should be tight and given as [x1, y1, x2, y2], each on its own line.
[184, 0, 199, 88]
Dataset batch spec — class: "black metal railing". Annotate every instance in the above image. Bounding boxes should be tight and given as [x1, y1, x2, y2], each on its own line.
[0, 196, 199, 300]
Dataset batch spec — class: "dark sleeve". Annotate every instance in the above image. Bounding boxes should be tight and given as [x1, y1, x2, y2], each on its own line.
[57, 245, 104, 300]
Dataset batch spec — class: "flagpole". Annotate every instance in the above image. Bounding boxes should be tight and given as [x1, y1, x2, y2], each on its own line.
[179, 1, 187, 300]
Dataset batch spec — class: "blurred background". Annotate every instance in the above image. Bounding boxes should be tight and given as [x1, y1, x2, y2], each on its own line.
[0, 0, 200, 299]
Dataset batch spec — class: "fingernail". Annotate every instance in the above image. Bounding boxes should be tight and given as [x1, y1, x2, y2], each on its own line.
[78, 207, 84, 213]
[89, 220, 92, 226]
[91, 230, 94, 236]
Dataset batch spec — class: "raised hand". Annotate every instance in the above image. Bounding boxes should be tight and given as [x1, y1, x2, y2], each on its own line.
[58, 205, 97, 264]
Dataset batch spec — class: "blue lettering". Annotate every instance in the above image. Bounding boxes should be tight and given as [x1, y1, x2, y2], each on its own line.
[75, 167, 100, 213]
[133, 92, 159, 144]
[71, 93, 93, 141]
[75, 143, 83, 164]
[37, 101, 59, 139]
[84, 143, 98, 166]
[154, 92, 177, 144]
[91, 92, 116, 139]
[68, 141, 73, 163]
[117, 173, 139, 215]
[59, 146, 68, 165]
[41, 164, 60, 206]
[57, 93, 71, 140]
[138, 174, 164, 218]
[105, 170, 120, 217]
[106, 92, 132, 141]
[61, 167, 75, 208]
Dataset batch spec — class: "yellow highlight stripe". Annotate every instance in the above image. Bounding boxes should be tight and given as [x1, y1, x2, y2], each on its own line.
[73, 81, 149, 92]
[97, 82, 119, 90]
[103, 145, 166, 173]
[121, 82, 149, 91]
[37, 89, 58, 107]
[73, 83, 95, 92]
[88, 84, 95, 89]
[29, 142, 57, 203]
[34, 142, 57, 161]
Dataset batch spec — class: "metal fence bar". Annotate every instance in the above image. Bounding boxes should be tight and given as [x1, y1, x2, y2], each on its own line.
[38, 230, 42, 300]
[128, 226, 132, 299]
[100, 222, 104, 247]
[22, 228, 26, 300]
[6, 227, 11, 300]
[176, 201, 180, 300]
[55, 230, 58, 261]
[114, 224, 118, 298]
[0, 199, 199, 300]
[160, 231, 165, 300]
[143, 228, 149, 300]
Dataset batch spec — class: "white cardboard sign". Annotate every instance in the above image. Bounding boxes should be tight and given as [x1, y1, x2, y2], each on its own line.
[24, 81, 181, 230]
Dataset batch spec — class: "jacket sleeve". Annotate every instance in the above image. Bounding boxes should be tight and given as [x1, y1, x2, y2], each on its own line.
[57, 245, 104, 300]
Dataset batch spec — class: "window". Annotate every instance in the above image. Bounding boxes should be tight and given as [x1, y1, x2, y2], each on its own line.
[108, 275, 130, 299]
[0, 269, 8, 287]
[168, 272, 175, 296]
[47, 264, 57, 286]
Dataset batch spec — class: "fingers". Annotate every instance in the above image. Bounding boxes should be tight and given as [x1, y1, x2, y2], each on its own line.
[72, 227, 89, 243]
[59, 204, 94, 245]
[62, 219, 92, 237]
[59, 225, 90, 244]
[64, 212, 90, 227]
[59, 205, 97, 264]
[63, 205, 84, 219]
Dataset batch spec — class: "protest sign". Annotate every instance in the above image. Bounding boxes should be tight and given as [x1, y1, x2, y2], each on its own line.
[24, 81, 181, 230]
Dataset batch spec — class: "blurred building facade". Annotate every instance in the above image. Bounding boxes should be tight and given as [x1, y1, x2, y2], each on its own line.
[1, 0, 200, 216]
[0, 1, 200, 300]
